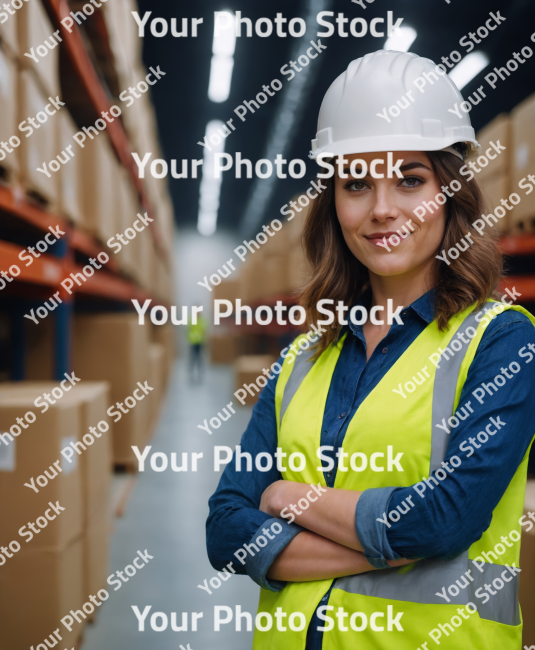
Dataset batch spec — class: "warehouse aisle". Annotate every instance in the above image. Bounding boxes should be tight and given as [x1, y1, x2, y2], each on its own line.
[82, 358, 259, 650]
[82, 230, 258, 649]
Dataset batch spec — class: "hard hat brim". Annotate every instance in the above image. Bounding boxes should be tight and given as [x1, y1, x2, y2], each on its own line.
[310, 134, 481, 160]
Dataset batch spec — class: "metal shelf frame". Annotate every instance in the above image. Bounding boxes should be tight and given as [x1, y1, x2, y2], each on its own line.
[0, 0, 169, 381]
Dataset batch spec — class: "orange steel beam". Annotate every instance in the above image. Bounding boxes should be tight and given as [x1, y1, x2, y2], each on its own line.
[501, 234, 535, 256]
[500, 276, 535, 302]
[0, 240, 64, 287]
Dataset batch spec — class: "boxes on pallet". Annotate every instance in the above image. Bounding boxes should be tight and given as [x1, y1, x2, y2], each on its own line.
[72, 313, 150, 466]
[148, 343, 165, 433]
[57, 109, 82, 225]
[511, 94, 535, 228]
[0, 536, 84, 650]
[83, 509, 111, 600]
[78, 134, 120, 244]
[0, 387, 82, 548]
[0, 46, 19, 182]
[210, 332, 239, 364]
[235, 355, 276, 405]
[17, 0, 60, 98]
[520, 480, 535, 649]
[17, 70, 58, 206]
[475, 114, 511, 181]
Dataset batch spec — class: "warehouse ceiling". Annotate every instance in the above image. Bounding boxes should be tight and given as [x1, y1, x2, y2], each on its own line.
[137, 0, 535, 235]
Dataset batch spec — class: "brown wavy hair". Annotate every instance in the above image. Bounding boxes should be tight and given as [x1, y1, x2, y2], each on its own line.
[301, 151, 504, 355]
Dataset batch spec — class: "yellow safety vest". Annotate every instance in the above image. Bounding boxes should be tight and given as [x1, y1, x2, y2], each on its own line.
[253, 301, 535, 650]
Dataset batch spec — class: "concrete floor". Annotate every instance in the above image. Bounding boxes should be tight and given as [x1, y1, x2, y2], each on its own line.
[83, 229, 259, 649]
[82, 358, 259, 650]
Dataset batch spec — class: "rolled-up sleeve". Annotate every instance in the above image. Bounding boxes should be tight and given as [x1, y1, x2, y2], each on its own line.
[355, 312, 535, 562]
[243, 518, 305, 591]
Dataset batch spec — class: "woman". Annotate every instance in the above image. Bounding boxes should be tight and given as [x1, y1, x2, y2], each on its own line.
[207, 50, 535, 650]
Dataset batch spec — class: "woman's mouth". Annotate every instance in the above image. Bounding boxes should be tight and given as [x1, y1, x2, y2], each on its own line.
[365, 231, 413, 247]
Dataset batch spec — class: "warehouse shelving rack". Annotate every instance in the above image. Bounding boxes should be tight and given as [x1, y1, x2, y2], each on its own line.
[0, 0, 168, 381]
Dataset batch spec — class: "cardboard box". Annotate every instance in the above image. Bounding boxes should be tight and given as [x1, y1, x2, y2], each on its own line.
[210, 332, 239, 364]
[17, 0, 60, 98]
[72, 314, 150, 465]
[148, 343, 165, 433]
[115, 167, 140, 278]
[214, 280, 242, 304]
[0, 536, 84, 650]
[0, 381, 112, 522]
[0, 387, 82, 548]
[235, 355, 276, 405]
[0, 47, 19, 182]
[0, 14, 19, 58]
[18, 70, 58, 205]
[130, 219, 153, 288]
[520, 480, 535, 649]
[511, 94, 535, 228]
[77, 134, 120, 245]
[83, 510, 111, 600]
[263, 254, 292, 297]
[475, 114, 511, 181]
[102, 0, 143, 92]
[239, 248, 267, 303]
[57, 109, 82, 224]
[478, 173, 511, 233]
[62, 383, 112, 521]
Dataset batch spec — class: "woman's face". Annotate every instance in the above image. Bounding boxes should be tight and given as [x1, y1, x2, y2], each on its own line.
[334, 151, 446, 279]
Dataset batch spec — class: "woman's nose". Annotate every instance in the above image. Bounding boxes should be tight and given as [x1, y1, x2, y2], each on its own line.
[370, 184, 400, 222]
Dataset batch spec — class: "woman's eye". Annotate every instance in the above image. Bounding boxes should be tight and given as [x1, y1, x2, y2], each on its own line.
[346, 181, 368, 191]
[401, 176, 423, 187]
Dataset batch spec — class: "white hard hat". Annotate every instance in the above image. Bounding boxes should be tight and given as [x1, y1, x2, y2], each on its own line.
[310, 50, 480, 161]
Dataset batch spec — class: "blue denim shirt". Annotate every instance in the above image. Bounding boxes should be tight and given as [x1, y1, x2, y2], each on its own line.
[206, 290, 535, 649]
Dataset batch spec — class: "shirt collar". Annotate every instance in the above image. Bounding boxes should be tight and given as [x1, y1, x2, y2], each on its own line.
[347, 287, 436, 336]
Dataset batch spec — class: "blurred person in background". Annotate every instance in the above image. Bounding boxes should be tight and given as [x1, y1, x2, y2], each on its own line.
[188, 311, 207, 382]
[207, 50, 535, 649]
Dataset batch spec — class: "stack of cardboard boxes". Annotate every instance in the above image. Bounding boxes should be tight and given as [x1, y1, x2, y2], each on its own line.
[476, 94, 535, 232]
[476, 114, 511, 231]
[0, 0, 174, 303]
[0, 381, 111, 649]
[24, 313, 172, 467]
[511, 94, 535, 231]
[16, 0, 60, 208]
